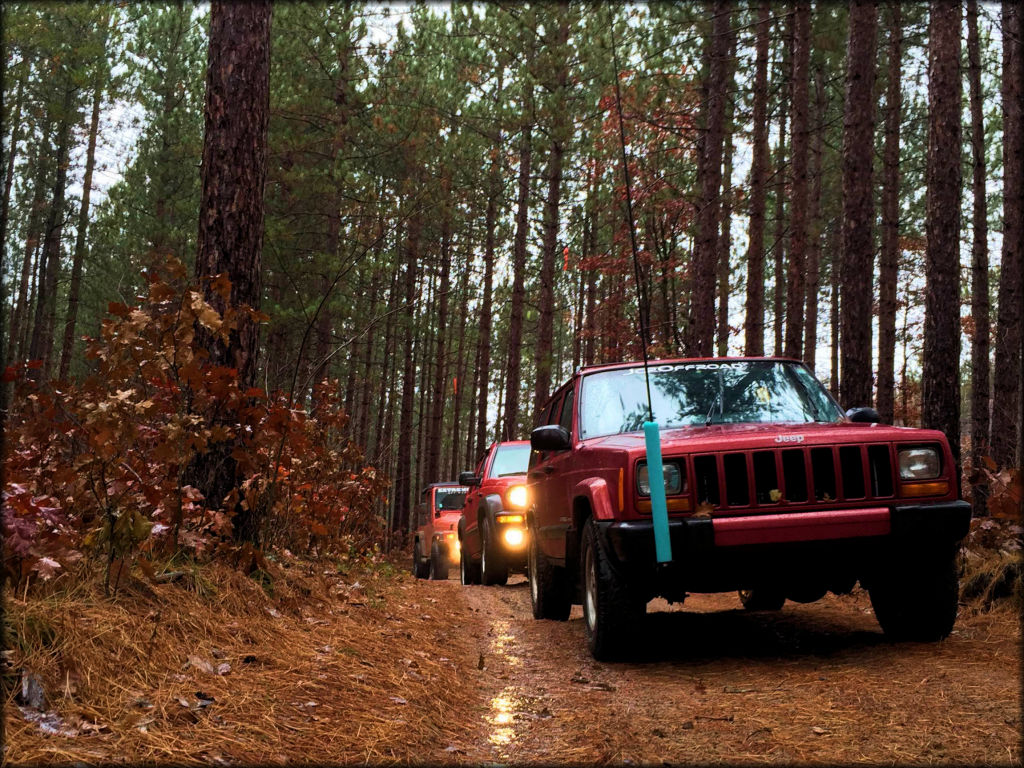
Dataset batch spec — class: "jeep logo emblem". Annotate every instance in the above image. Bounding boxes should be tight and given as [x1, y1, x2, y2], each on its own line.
[774, 434, 805, 443]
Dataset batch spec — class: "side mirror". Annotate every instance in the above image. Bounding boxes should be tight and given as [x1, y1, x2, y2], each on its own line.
[531, 424, 571, 452]
[845, 406, 881, 424]
[459, 471, 480, 487]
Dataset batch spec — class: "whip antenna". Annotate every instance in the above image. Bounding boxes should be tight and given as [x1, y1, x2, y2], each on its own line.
[610, 20, 672, 564]
[610, 23, 654, 423]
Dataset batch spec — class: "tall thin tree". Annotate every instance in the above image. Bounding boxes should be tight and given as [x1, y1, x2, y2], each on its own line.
[921, 0, 962, 467]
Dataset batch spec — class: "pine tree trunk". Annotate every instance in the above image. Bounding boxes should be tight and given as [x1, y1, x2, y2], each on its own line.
[29, 85, 75, 380]
[192, 0, 272, 544]
[803, 66, 826, 373]
[0, 76, 24, 254]
[475, 151, 500, 456]
[784, 1, 811, 361]
[502, 93, 533, 441]
[838, 0, 877, 408]
[991, 1, 1023, 468]
[876, 3, 902, 424]
[921, 0, 962, 467]
[8, 140, 50, 367]
[744, 1, 771, 357]
[829, 225, 840, 398]
[451, 253, 472, 477]
[426, 181, 453, 484]
[393, 212, 421, 535]
[966, 0, 990, 513]
[689, 0, 732, 357]
[716, 27, 738, 358]
[772, 8, 792, 357]
[60, 64, 106, 381]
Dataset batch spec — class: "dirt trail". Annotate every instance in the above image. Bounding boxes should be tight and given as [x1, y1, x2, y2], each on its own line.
[428, 573, 1020, 765]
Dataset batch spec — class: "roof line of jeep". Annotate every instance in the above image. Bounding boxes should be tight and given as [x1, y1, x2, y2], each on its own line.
[575, 355, 804, 375]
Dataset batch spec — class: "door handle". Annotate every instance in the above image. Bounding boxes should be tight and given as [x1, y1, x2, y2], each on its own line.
[543, 465, 556, 474]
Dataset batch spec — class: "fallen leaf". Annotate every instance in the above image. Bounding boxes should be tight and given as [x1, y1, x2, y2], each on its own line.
[389, 696, 408, 705]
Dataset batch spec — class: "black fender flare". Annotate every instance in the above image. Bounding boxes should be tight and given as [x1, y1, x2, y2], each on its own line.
[478, 494, 505, 535]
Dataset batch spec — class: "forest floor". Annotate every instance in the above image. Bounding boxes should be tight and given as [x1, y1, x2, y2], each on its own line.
[5, 549, 1021, 765]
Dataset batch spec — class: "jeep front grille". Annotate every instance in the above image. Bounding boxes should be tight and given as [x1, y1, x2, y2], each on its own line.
[690, 444, 895, 512]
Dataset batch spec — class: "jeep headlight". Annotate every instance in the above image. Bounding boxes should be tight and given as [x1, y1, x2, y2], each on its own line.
[507, 484, 527, 509]
[898, 447, 940, 480]
[636, 461, 683, 496]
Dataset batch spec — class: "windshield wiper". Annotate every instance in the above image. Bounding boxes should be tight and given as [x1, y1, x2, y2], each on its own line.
[705, 367, 725, 426]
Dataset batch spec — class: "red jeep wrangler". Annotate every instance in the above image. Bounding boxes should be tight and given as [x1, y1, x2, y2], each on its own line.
[457, 440, 531, 586]
[411, 482, 468, 580]
[527, 358, 971, 660]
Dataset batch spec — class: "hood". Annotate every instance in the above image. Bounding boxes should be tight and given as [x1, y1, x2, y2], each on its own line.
[588, 421, 948, 455]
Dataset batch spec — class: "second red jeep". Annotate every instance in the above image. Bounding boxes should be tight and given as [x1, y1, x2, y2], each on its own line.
[457, 440, 531, 586]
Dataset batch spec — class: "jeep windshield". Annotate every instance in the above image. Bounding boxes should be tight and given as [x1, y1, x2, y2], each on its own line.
[578, 360, 844, 439]
[489, 444, 530, 478]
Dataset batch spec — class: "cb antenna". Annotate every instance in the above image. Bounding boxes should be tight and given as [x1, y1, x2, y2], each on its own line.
[610, 18, 672, 564]
[610, 21, 654, 423]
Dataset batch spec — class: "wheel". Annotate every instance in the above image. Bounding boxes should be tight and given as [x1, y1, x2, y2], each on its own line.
[412, 539, 429, 579]
[868, 545, 960, 641]
[460, 542, 481, 585]
[738, 588, 786, 611]
[429, 540, 449, 581]
[581, 518, 645, 660]
[481, 519, 508, 586]
[529, 524, 570, 620]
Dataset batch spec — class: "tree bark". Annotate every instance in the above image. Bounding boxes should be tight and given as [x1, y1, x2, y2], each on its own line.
[502, 91, 533, 441]
[838, 0, 877, 408]
[966, 0, 990, 513]
[29, 84, 76, 380]
[803, 66, 826, 374]
[784, 1, 811, 361]
[426, 179, 453, 484]
[60, 49, 107, 380]
[921, 0, 962, 467]
[393, 212, 421, 535]
[772, 6, 792, 357]
[475, 150, 500, 457]
[744, 1, 771, 357]
[193, 0, 272, 544]
[534, 10, 569, 413]
[0, 76, 24, 255]
[876, 2, 902, 423]
[991, 1, 1023, 468]
[716, 25, 738, 358]
[688, 0, 732, 357]
[8, 138, 50, 367]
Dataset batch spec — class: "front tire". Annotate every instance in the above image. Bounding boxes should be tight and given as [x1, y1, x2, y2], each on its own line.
[868, 545, 960, 641]
[429, 540, 449, 580]
[412, 539, 429, 579]
[481, 519, 508, 586]
[529, 524, 570, 620]
[581, 518, 645, 660]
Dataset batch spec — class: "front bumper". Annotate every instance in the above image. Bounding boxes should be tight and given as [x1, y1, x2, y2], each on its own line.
[600, 501, 971, 587]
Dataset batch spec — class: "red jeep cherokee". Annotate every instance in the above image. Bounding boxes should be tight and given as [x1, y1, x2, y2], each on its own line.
[527, 357, 971, 660]
[457, 440, 531, 586]
[411, 482, 468, 580]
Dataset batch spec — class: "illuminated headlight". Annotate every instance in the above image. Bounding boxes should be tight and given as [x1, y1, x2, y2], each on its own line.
[507, 484, 528, 509]
[503, 527, 525, 547]
[898, 447, 941, 480]
[636, 461, 683, 496]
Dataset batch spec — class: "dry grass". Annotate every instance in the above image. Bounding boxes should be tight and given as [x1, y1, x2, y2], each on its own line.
[4, 553, 478, 765]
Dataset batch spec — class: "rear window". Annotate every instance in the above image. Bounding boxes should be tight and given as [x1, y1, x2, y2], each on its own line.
[434, 487, 467, 511]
